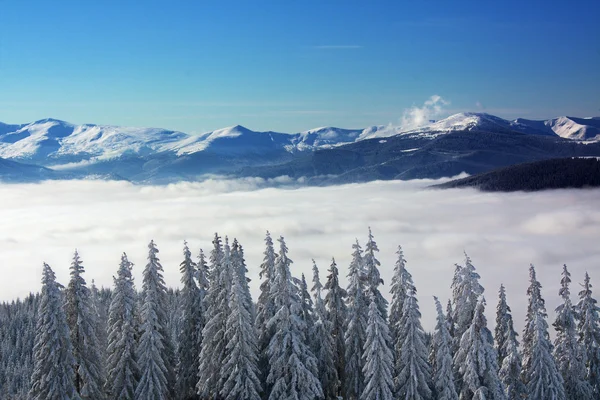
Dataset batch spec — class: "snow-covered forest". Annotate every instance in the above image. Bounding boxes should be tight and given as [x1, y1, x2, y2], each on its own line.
[1, 229, 599, 400]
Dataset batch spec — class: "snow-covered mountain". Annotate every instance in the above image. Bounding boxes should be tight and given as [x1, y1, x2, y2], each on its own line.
[514, 116, 600, 141]
[1, 113, 598, 167]
[0, 119, 189, 164]
[0, 112, 599, 183]
[406, 112, 600, 141]
[0, 119, 365, 166]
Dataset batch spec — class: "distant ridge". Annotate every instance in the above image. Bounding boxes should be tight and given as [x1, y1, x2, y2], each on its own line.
[431, 158, 600, 192]
[0, 112, 600, 184]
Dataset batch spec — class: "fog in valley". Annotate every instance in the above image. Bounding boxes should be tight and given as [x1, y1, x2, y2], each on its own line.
[1, 178, 599, 332]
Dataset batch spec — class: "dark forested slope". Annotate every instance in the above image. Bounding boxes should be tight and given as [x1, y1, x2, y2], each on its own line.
[432, 157, 600, 192]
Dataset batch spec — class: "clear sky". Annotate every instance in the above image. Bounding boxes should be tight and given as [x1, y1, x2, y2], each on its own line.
[0, 0, 598, 133]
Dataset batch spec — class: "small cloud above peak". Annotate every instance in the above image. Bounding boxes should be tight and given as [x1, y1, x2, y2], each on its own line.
[400, 95, 450, 131]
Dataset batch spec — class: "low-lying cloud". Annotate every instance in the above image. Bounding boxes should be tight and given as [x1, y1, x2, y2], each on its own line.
[1, 178, 599, 333]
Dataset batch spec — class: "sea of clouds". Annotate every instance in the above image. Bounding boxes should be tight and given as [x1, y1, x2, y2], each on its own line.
[1, 178, 599, 332]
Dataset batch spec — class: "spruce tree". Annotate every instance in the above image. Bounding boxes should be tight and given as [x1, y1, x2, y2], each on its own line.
[135, 240, 174, 400]
[553, 264, 593, 399]
[577, 271, 600, 396]
[452, 253, 484, 344]
[344, 240, 368, 400]
[220, 239, 262, 400]
[494, 285, 525, 400]
[197, 235, 232, 399]
[363, 227, 387, 320]
[231, 239, 254, 317]
[195, 248, 209, 375]
[498, 325, 526, 400]
[362, 293, 395, 400]
[311, 260, 339, 399]
[521, 264, 565, 400]
[451, 253, 484, 394]
[494, 284, 512, 366]
[90, 280, 109, 369]
[196, 248, 209, 310]
[176, 241, 202, 400]
[454, 297, 505, 400]
[394, 270, 432, 400]
[389, 245, 409, 344]
[445, 299, 456, 353]
[106, 253, 139, 400]
[255, 231, 277, 389]
[266, 236, 323, 400]
[431, 296, 458, 400]
[65, 250, 106, 399]
[29, 263, 80, 400]
[323, 257, 347, 399]
[299, 273, 315, 340]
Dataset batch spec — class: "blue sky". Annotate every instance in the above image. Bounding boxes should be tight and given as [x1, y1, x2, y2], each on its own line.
[0, 0, 598, 133]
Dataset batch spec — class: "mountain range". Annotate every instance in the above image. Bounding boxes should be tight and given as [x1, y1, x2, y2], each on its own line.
[0, 113, 599, 184]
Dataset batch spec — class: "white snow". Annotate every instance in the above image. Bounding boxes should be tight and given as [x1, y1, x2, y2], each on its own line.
[545, 116, 600, 141]
[0, 113, 599, 164]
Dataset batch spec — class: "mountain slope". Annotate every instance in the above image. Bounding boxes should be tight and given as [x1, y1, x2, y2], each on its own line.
[239, 128, 600, 184]
[0, 113, 599, 184]
[432, 157, 600, 191]
[0, 157, 59, 182]
[0, 119, 365, 166]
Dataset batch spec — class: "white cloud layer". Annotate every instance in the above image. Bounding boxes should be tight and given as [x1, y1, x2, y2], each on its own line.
[1, 178, 599, 333]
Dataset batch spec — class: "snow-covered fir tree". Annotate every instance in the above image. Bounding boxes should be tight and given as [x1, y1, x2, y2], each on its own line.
[323, 256, 347, 399]
[498, 324, 526, 400]
[231, 239, 254, 317]
[446, 299, 456, 352]
[0, 293, 38, 399]
[521, 264, 565, 400]
[494, 284, 511, 366]
[553, 264, 593, 399]
[12, 230, 600, 400]
[344, 240, 369, 400]
[197, 234, 232, 399]
[389, 245, 409, 344]
[394, 269, 432, 400]
[176, 241, 203, 400]
[106, 253, 139, 400]
[220, 239, 262, 400]
[363, 227, 388, 320]
[65, 250, 106, 399]
[451, 253, 484, 393]
[299, 273, 315, 341]
[577, 271, 600, 396]
[196, 248, 209, 310]
[29, 263, 80, 400]
[255, 231, 277, 389]
[90, 280, 109, 369]
[362, 293, 395, 400]
[266, 236, 323, 400]
[431, 296, 458, 400]
[135, 240, 175, 400]
[494, 285, 525, 400]
[452, 253, 485, 345]
[454, 297, 505, 400]
[311, 260, 339, 399]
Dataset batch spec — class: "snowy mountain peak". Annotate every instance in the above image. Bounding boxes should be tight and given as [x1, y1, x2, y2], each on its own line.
[412, 112, 512, 133]
[293, 126, 363, 149]
[0, 112, 599, 167]
[546, 116, 600, 141]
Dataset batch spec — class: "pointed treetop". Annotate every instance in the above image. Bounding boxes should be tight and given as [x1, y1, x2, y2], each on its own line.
[311, 259, 323, 295]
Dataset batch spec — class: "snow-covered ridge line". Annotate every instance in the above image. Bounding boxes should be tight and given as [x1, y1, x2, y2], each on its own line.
[0, 112, 598, 165]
